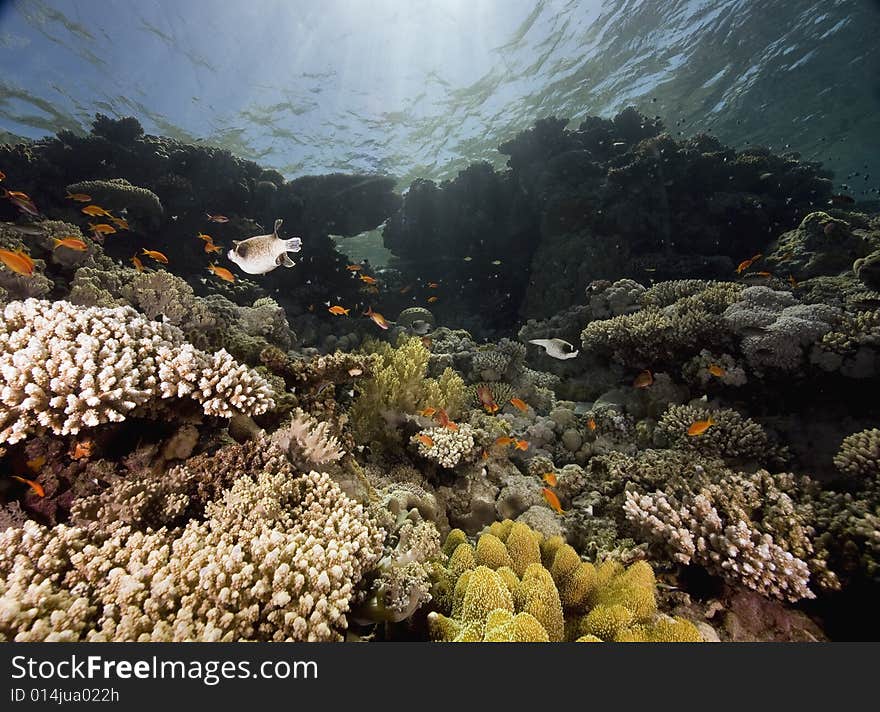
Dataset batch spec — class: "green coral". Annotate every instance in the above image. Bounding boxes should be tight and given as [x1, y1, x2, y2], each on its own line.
[428, 520, 701, 642]
[351, 335, 467, 448]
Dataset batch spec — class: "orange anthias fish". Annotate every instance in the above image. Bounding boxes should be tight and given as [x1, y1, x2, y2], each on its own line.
[428, 282, 439, 289]
[1, 188, 39, 215]
[204, 241, 223, 254]
[510, 397, 528, 412]
[542, 488, 564, 515]
[416, 434, 434, 448]
[52, 237, 88, 251]
[364, 306, 390, 330]
[494, 436, 516, 447]
[11, 475, 45, 498]
[633, 370, 653, 389]
[476, 385, 499, 414]
[110, 216, 129, 231]
[708, 364, 726, 378]
[687, 418, 715, 436]
[587, 416, 597, 431]
[65, 191, 92, 202]
[359, 274, 378, 285]
[206, 213, 229, 223]
[543, 473, 558, 487]
[328, 305, 350, 316]
[89, 223, 117, 235]
[346, 264, 363, 271]
[0, 248, 35, 276]
[400, 284, 413, 294]
[514, 439, 529, 451]
[434, 408, 456, 430]
[71, 439, 93, 460]
[81, 204, 112, 217]
[427, 296, 439, 303]
[754, 271, 772, 278]
[197, 232, 213, 242]
[207, 264, 235, 282]
[130, 255, 144, 272]
[142, 248, 169, 264]
[418, 407, 436, 417]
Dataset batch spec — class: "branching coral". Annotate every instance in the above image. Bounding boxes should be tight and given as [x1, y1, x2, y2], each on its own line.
[0, 459, 384, 641]
[0, 299, 274, 444]
[270, 409, 344, 470]
[834, 428, 880, 479]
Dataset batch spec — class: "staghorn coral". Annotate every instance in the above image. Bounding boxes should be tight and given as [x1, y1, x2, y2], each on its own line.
[623, 490, 814, 602]
[654, 404, 779, 464]
[834, 428, 880, 479]
[428, 521, 699, 642]
[0, 299, 274, 445]
[0, 462, 384, 641]
[411, 425, 476, 469]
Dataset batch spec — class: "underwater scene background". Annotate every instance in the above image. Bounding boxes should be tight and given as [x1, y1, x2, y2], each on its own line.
[0, 0, 879, 642]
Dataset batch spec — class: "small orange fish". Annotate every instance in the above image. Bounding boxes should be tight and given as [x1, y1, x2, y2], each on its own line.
[206, 213, 229, 223]
[11, 475, 45, 498]
[81, 204, 112, 217]
[542, 487, 564, 515]
[400, 284, 413, 294]
[197, 232, 213, 242]
[754, 271, 772, 278]
[1, 188, 38, 215]
[65, 192, 92, 202]
[633, 370, 653, 389]
[428, 282, 439, 289]
[446, 422, 459, 431]
[510, 397, 528, 412]
[416, 434, 434, 448]
[427, 296, 439, 303]
[5, 189, 30, 200]
[476, 385, 499, 414]
[587, 417, 597, 431]
[543, 473, 558, 487]
[142, 248, 169, 264]
[788, 274, 798, 289]
[359, 274, 378, 285]
[328, 305, 350, 316]
[0, 248, 35, 276]
[418, 407, 436, 417]
[52, 237, 88, 251]
[687, 418, 715, 436]
[207, 264, 235, 282]
[71, 439, 93, 460]
[494, 436, 516, 447]
[130, 255, 144, 272]
[346, 264, 363, 271]
[750, 253, 763, 262]
[204, 241, 223, 254]
[25, 456, 46, 472]
[708, 364, 726, 378]
[434, 408, 452, 428]
[736, 259, 753, 274]
[110, 216, 129, 231]
[89, 223, 117, 235]
[364, 306, 390, 330]
[514, 439, 529, 451]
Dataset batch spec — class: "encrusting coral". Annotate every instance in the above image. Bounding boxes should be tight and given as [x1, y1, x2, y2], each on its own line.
[427, 520, 701, 642]
[0, 298, 275, 444]
[0, 445, 384, 642]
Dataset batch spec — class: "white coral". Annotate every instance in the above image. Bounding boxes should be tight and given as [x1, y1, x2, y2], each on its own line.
[411, 425, 476, 468]
[0, 299, 274, 444]
[270, 409, 344, 467]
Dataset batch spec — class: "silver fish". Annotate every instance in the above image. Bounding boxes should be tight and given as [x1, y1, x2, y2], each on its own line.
[227, 218, 302, 275]
[528, 338, 579, 360]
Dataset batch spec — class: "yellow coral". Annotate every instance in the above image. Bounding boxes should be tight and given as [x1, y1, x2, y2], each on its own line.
[589, 560, 657, 623]
[486, 519, 514, 540]
[447, 542, 476, 580]
[442, 528, 469, 558]
[495, 566, 520, 595]
[513, 563, 565, 642]
[579, 604, 634, 641]
[616, 617, 703, 642]
[475, 533, 514, 570]
[503, 521, 543, 576]
[484, 610, 550, 642]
